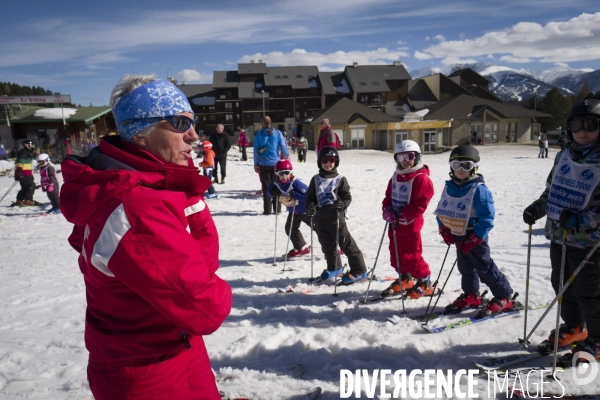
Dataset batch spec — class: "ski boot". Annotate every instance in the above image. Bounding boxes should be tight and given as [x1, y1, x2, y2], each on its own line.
[475, 293, 520, 319]
[286, 245, 311, 258]
[380, 273, 415, 297]
[405, 277, 435, 299]
[537, 323, 588, 354]
[572, 337, 600, 362]
[340, 271, 369, 284]
[444, 290, 487, 314]
[320, 267, 345, 280]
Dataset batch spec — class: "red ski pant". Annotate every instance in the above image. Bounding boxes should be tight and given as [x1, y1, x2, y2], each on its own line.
[388, 218, 430, 280]
[87, 336, 219, 400]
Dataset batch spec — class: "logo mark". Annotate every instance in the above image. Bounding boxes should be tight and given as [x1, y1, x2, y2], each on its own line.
[400, 185, 407, 192]
[560, 164, 571, 174]
[457, 202, 466, 211]
[581, 169, 595, 180]
[572, 352, 599, 385]
[442, 200, 448, 207]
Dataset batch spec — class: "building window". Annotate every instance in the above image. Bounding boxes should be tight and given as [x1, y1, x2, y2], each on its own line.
[225, 114, 233, 121]
[382, 73, 390, 77]
[296, 75, 302, 78]
[276, 88, 284, 96]
[372, 81, 380, 85]
[351, 128, 365, 148]
[282, 75, 289, 79]
[275, 75, 281, 79]
[209, 115, 216, 122]
[225, 102, 232, 110]
[444, 92, 451, 99]
[236, 102, 239, 107]
[360, 95, 368, 104]
[359, 82, 367, 86]
[373, 94, 382, 105]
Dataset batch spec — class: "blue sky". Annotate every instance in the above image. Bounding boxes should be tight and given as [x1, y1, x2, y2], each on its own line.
[1, 0, 599, 106]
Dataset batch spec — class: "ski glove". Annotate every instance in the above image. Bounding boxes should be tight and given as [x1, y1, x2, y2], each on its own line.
[438, 225, 456, 246]
[306, 203, 316, 217]
[460, 233, 483, 254]
[332, 199, 343, 210]
[47, 184, 55, 193]
[559, 209, 582, 229]
[382, 208, 396, 223]
[522, 206, 539, 225]
[280, 196, 297, 207]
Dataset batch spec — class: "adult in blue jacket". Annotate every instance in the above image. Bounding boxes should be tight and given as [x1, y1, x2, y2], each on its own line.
[254, 116, 289, 215]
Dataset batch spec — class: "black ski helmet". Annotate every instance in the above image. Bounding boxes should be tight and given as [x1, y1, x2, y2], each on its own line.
[22, 139, 34, 148]
[449, 145, 480, 162]
[566, 99, 600, 141]
[317, 145, 340, 168]
[449, 144, 480, 179]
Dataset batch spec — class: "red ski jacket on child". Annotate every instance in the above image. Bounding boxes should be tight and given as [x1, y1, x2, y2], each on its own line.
[382, 164, 434, 279]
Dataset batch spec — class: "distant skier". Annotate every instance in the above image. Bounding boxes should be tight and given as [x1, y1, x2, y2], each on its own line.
[305, 146, 367, 284]
[37, 153, 60, 214]
[435, 145, 515, 317]
[296, 132, 308, 163]
[200, 141, 218, 199]
[523, 99, 600, 360]
[14, 139, 37, 206]
[267, 160, 311, 258]
[380, 140, 434, 298]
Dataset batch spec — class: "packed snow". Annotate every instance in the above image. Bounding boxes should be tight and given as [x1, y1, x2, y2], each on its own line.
[1, 143, 599, 399]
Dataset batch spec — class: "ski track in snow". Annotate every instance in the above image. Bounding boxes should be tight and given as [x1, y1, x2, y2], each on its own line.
[0, 144, 598, 399]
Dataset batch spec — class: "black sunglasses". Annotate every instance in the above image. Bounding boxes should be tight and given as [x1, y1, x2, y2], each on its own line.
[120, 115, 197, 132]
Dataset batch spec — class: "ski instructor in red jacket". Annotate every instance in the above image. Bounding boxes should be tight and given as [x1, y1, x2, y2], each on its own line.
[61, 74, 232, 400]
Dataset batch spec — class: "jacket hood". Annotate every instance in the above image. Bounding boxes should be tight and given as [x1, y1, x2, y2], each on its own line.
[61, 136, 210, 226]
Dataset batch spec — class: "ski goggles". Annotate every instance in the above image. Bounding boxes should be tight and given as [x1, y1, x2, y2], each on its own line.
[320, 156, 336, 164]
[568, 117, 600, 133]
[395, 152, 417, 162]
[120, 115, 197, 133]
[276, 170, 292, 177]
[450, 160, 479, 171]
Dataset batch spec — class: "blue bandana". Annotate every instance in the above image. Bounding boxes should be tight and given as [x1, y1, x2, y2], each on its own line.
[112, 80, 193, 141]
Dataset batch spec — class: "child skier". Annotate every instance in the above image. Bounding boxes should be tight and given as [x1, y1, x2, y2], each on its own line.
[522, 99, 600, 360]
[435, 145, 514, 317]
[297, 133, 308, 163]
[305, 146, 367, 283]
[37, 153, 61, 214]
[200, 141, 218, 199]
[380, 140, 434, 298]
[267, 160, 311, 258]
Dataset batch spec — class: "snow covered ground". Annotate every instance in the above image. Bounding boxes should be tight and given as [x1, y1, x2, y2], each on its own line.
[0, 143, 598, 399]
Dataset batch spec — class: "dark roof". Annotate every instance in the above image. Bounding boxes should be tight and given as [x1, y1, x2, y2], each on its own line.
[176, 84, 214, 98]
[302, 97, 400, 125]
[465, 85, 503, 102]
[264, 66, 319, 89]
[238, 63, 267, 75]
[238, 82, 269, 99]
[344, 64, 411, 93]
[10, 106, 111, 124]
[423, 94, 552, 120]
[318, 72, 352, 96]
[448, 68, 490, 84]
[213, 71, 240, 88]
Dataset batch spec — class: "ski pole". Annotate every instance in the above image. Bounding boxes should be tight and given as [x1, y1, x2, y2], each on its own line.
[422, 256, 458, 326]
[391, 222, 407, 314]
[273, 196, 279, 266]
[422, 245, 451, 320]
[552, 230, 567, 376]
[333, 211, 341, 297]
[281, 204, 296, 272]
[309, 217, 315, 281]
[521, 232, 600, 346]
[363, 222, 389, 303]
[0, 181, 18, 203]
[519, 225, 533, 347]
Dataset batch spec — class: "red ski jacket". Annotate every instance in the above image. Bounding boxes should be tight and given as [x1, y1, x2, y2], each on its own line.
[61, 136, 232, 364]
[382, 164, 434, 223]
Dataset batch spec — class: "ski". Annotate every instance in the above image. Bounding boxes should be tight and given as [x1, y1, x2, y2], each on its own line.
[386, 298, 489, 325]
[474, 345, 573, 371]
[510, 388, 600, 400]
[422, 303, 549, 333]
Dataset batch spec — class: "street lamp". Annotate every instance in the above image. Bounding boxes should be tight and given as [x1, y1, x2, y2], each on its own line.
[261, 90, 265, 117]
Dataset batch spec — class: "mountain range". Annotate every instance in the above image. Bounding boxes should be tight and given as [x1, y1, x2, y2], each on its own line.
[409, 62, 600, 102]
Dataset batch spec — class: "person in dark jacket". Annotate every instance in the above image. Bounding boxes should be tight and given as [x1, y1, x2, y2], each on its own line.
[305, 146, 367, 284]
[37, 153, 61, 213]
[209, 124, 231, 184]
[14, 139, 37, 206]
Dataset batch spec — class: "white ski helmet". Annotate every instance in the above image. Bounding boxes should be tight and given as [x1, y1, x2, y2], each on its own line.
[394, 140, 421, 164]
[37, 153, 50, 163]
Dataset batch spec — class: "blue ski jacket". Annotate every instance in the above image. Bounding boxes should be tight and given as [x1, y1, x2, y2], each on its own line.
[253, 127, 289, 167]
[267, 178, 308, 214]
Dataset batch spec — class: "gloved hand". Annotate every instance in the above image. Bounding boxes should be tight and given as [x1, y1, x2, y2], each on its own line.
[523, 205, 539, 225]
[460, 233, 483, 254]
[280, 196, 297, 207]
[306, 203, 316, 217]
[268, 187, 280, 197]
[382, 208, 396, 223]
[14, 173, 21, 181]
[438, 225, 456, 246]
[254, 165, 260, 173]
[47, 184, 54, 193]
[559, 209, 580, 229]
[332, 199, 343, 210]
